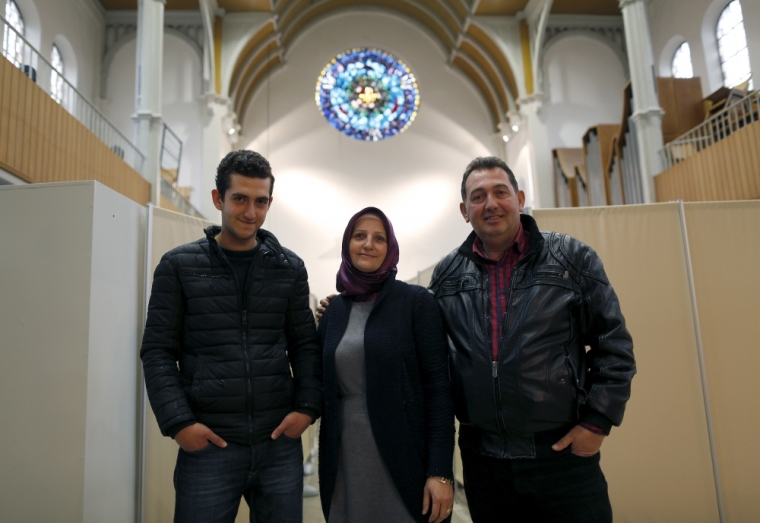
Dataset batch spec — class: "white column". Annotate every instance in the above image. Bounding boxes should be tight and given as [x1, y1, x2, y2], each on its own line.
[741, 0, 760, 84]
[133, 0, 165, 206]
[518, 94, 554, 209]
[200, 94, 234, 222]
[620, 0, 664, 204]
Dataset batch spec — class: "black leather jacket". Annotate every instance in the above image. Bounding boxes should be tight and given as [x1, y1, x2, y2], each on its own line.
[429, 215, 635, 459]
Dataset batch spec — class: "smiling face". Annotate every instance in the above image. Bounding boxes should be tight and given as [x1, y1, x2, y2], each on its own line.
[212, 173, 273, 250]
[349, 215, 389, 273]
[460, 167, 525, 253]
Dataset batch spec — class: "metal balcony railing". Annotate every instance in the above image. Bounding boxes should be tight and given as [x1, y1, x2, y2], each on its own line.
[160, 123, 203, 218]
[660, 89, 760, 170]
[1, 13, 145, 176]
[160, 177, 204, 218]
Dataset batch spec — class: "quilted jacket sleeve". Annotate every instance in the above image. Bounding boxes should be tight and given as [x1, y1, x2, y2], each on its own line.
[578, 245, 636, 431]
[140, 253, 196, 437]
[285, 261, 323, 421]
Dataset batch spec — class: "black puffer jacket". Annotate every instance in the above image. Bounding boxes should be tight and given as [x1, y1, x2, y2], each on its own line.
[429, 214, 635, 459]
[140, 226, 322, 445]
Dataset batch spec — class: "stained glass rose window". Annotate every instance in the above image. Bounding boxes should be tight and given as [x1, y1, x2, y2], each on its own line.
[315, 48, 420, 141]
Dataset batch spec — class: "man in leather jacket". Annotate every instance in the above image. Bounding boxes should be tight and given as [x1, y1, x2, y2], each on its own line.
[141, 150, 321, 523]
[429, 156, 635, 523]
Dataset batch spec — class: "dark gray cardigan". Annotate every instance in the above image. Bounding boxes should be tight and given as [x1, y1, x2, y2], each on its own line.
[318, 274, 455, 522]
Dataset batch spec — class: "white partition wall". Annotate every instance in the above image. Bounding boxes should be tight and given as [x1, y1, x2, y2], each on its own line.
[0, 181, 146, 523]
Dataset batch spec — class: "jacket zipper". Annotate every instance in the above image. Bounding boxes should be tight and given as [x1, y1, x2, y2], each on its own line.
[492, 250, 536, 443]
[217, 245, 255, 445]
[484, 272, 508, 444]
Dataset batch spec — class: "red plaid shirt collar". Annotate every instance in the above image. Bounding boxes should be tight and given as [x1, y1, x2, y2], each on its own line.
[472, 223, 529, 361]
[472, 223, 528, 262]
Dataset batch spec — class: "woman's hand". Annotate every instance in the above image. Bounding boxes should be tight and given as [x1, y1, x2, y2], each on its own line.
[422, 477, 454, 523]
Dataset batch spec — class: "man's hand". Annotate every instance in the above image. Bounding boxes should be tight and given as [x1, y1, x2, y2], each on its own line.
[174, 423, 227, 452]
[422, 477, 454, 523]
[271, 411, 312, 440]
[315, 294, 337, 321]
[552, 424, 605, 457]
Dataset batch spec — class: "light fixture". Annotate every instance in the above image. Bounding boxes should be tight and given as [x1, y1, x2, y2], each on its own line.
[502, 135, 509, 142]
[228, 128, 236, 135]
[512, 125, 519, 132]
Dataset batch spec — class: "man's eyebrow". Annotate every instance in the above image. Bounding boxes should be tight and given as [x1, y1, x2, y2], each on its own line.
[471, 183, 510, 193]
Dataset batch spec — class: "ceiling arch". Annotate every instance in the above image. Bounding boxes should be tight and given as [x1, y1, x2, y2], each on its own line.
[227, 2, 520, 130]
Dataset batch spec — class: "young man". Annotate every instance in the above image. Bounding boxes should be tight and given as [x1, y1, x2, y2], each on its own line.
[428, 156, 636, 523]
[141, 150, 322, 523]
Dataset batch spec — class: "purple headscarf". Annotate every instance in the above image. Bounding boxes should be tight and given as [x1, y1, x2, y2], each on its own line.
[336, 207, 400, 301]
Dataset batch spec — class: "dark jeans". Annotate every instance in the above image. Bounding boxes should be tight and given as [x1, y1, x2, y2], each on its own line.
[173, 435, 303, 523]
[461, 447, 612, 523]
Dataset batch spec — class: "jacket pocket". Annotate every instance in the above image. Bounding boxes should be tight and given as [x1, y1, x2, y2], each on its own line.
[514, 265, 575, 291]
[533, 354, 578, 423]
[435, 273, 480, 298]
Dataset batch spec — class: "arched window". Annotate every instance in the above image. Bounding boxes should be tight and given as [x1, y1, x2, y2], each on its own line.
[2, 0, 25, 67]
[671, 42, 694, 79]
[716, 0, 752, 89]
[50, 44, 64, 103]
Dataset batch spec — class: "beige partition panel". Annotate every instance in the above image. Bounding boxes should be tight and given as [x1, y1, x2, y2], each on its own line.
[143, 207, 215, 523]
[684, 201, 760, 522]
[533, 204, 720, 523]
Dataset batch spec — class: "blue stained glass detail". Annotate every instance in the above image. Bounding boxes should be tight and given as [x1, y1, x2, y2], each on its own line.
[315, 48, 420, 141]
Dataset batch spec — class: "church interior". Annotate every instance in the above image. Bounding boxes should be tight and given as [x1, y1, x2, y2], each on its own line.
[1, 0, 759, 521]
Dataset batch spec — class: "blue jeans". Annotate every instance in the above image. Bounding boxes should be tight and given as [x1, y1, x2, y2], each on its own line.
[461, 447, 612, 523]
[173, 435, 303, 523]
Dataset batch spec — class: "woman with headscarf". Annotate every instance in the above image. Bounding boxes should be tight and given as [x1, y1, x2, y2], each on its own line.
[318, 207, 455, 523]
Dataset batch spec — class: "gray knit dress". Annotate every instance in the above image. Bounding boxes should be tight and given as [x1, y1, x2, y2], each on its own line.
[327, 301, 417, 523]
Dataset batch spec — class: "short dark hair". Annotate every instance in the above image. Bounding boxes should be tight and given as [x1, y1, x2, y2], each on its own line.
[216, 150, 274, 199]
[461, 156, 519, 201]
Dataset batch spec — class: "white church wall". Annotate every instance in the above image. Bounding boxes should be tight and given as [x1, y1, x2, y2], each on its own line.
[649, 0, 759, 96]
[162, 33, 204, 210]
[238, 10, 495, 298]
[221, 12, 272, 98]
[104, 32, 204, 208]
[102, 36, 136, 144]
[741, 0, 760, 85]
[542, 34, 627, 150]
[28, 0, 104, 100]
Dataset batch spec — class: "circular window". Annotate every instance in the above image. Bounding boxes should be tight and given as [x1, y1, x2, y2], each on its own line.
[315, 48, 420, 141]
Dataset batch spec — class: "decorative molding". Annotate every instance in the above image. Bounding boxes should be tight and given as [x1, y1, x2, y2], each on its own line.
[517, 92, 547, 107]
[543, 14, 626, 71]
[104, 11, 203, 57]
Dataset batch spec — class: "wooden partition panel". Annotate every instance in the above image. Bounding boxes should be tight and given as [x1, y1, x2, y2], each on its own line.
[0, 55, 150, 204]
[144, 208, 215, 523]
[533, 204, 720, 523]
[655, 119, 760, 202]
[684, 201, 760, 522]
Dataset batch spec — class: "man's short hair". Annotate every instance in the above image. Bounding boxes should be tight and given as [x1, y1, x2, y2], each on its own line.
[216, 150, 275, 198]
[461, 156, 519, 201]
